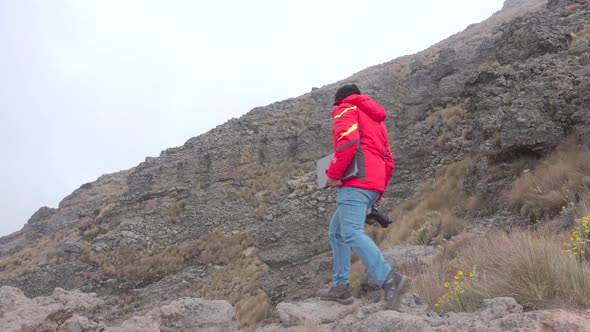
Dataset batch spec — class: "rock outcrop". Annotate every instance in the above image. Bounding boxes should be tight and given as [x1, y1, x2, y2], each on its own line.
[262, 295, 590, 332]
[0, 285, 236, 332]
[0, 286, 103, 332]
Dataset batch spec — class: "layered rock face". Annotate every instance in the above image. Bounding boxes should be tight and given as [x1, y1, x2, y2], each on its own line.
[1, 0, 590, 330]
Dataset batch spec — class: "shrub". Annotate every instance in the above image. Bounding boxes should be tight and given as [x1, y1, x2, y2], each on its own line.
[568, 26, 590, 52]
[564, 215, 590, 259]
[559, 190, 577, 229]
[433, 270, 478, 313]
[411, 234, 476, 307]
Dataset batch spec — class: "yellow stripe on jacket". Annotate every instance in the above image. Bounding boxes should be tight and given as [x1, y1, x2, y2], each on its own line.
[338, 123, 358, 141]
[333, 106, 357, 119]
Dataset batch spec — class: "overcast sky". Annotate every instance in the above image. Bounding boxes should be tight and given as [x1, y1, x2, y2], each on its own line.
[0, 0, 505, 237]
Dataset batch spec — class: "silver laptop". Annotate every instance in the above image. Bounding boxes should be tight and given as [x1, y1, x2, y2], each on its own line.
[316, 153, 358, 189]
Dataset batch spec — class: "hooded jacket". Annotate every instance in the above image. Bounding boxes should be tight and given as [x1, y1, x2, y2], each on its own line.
[326, 94, 394, 197]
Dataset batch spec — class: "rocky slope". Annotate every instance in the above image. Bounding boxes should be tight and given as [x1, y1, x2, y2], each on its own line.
[4, 285, 590, 332]
[3, 246, 590, 331]
[1, 0, 590, 330]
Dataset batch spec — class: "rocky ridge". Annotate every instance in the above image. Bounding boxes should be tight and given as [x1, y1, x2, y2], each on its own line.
[1, 0, 590, 330]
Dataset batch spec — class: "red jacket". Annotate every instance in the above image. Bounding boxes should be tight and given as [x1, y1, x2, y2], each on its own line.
[326, 94, 394, 197]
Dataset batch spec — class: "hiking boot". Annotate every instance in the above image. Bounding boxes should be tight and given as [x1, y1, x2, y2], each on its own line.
[382, 271, 409, 310]
[319, 284, 354, 305]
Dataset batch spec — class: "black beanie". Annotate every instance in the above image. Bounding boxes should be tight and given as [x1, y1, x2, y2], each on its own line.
[333, 84, 361, 105]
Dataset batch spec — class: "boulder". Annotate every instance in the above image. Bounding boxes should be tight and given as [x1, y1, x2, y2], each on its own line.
[277, 298, 361, 327]
[105, 297, 237, 332]
[0, 285, 101, 332]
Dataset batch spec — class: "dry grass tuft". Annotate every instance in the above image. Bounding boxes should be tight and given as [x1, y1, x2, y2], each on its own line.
[457, 231, 590, 310]
[78, 203, 117, 240]
[426, 104, 466, 151]
[0, 229, 78, 278]
[300, 319, 327, 332]
[94, 202, 116, 223]
[181, 231, 270, 330]
[440, 104, 466, 130]
[412, 234, 476, 306]
[407, 211, 464, 245]
[506, 137, 590, 219]
[566, 3, 583, 11]
[235, 161, 315, 206]
[374, 159, 472, 249]
[165, 199, 187, 223]
[236, 289, 270, 332]
[351, 160, 472, 295]
[414, 231, 590, 312]
[349, 257, 367, 298]
[576, 191, 590, 219]
[92, 242, 193, 280]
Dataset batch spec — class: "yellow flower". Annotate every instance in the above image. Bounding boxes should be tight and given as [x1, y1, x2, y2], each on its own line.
[454, 281, 460, 285]
[458, 271, 463, 276]
[454, 275, 459, 280]
[460, 289, 465, 294]
[434, 303, 439, 308]
[444, 282, 450, 288]
[455, 296, 460, 301]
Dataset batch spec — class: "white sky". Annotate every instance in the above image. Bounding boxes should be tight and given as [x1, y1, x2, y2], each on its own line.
[0, 0, 505, 237]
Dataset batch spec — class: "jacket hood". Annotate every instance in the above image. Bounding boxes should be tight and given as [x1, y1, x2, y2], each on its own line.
[338, 94, 387, 122]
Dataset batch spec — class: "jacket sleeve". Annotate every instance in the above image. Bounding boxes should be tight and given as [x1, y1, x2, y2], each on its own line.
[326, 107, 360, 180]
[379, 137, 394, 200]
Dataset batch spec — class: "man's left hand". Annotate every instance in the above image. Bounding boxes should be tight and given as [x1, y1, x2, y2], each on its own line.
[326, 178, 342, 188]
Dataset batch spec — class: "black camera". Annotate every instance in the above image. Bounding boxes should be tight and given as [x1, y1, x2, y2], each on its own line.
[365, 204, 392, 228]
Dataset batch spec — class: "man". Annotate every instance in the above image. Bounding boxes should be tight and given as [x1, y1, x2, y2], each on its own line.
[319, 84, 408, 310]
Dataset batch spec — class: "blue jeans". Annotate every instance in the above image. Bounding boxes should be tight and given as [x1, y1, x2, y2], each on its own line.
[329, 187, 392, 287]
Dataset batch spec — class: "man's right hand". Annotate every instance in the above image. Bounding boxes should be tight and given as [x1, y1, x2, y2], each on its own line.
[325, 178, 342, 188]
